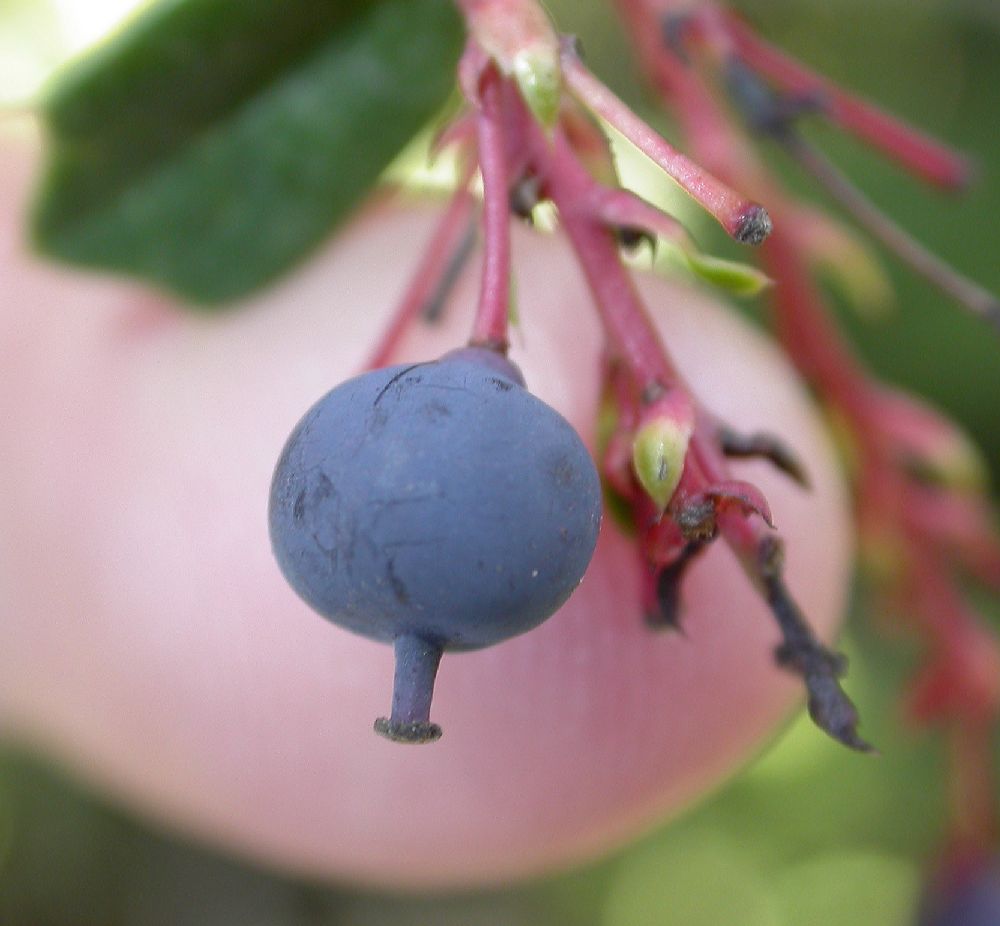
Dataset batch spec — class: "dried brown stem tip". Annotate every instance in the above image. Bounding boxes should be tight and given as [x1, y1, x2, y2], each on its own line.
[759, 539, 874, 753]
[647, 540, 707, 632]
[718, 425, 811, 488]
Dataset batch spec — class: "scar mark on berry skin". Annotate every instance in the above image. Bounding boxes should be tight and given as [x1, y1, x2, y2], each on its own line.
[369, 492, 446, 533]
[421, 383, 474, 397]
[385, 558, 411, 605]
[549, 455, 576, 487]
[373, 364, 424, 407]
[310, 531, 338, 570]
[420, 400, 452, 422]
[293, 490, 307, 521]
[487, 377, 514, 392]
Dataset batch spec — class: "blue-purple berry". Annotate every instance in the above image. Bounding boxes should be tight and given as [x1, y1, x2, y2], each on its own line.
[269, 347, 601, 742]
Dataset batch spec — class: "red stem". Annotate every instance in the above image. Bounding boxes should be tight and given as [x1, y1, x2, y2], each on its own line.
[532, 125, 680, 392]
[615, 0, 1000, 832]
[590, 186, 690, 244]
[469, 67, 513, 351]
[524, 104, 776, 584]
[617, 1, 880, 433]
[559, 44, 772, 244]
[722, 11, 972, 191]
[946, 718, 999, 853]
[781, 135, 1000, 328]
[365, 169, 476, 370]
[759, 228, 879, 432]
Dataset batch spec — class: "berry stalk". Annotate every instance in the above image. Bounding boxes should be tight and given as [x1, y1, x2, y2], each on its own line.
[375, 634, 445, 744]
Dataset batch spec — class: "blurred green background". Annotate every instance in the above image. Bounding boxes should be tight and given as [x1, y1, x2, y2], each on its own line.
[1, 0, 998, 923]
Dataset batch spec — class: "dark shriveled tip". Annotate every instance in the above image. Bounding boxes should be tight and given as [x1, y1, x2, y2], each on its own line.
[374, 717, 443, 744]
[375, 633, 444, 745]
[762, 553, 874, 754]
[733, 204, 773, 245]
[616, 225, 657, 253]
[803, 675, 876, 754]
[647, 541, 707, 633]
[776, 640, 875, 752]
[718, 426, 811, 489]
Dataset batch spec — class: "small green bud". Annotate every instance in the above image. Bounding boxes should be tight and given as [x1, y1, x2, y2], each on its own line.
[512, 45, 562, 128]
[649, 240, 771, 298]
[632, 417, 693, 511]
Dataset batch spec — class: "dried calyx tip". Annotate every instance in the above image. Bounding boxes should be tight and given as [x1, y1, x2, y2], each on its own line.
[374, 717, 443, 744]
[375, 633, 444, 745]
[734, 204, 773, 245]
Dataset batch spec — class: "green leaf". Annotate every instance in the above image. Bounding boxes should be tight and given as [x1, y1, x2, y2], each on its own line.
[30, 0, 463, 306]
[680, 249, 772, 298]
[644, 236, 771, 299]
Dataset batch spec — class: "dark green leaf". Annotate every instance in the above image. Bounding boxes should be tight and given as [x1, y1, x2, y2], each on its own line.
[31, 0, 463, 305]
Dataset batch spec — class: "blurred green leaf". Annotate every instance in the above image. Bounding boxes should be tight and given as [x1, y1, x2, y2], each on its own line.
[603, 829, 781, 926]
[678, 247, 772, 297]
[30, 0, 463, 305]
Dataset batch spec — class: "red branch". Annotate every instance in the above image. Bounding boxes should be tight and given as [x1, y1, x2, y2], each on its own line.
[721, 11, 973, 190]
[366, 163, 476, 370]
[560, 44, 772, 244]
[615, 0, 1000, 849]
